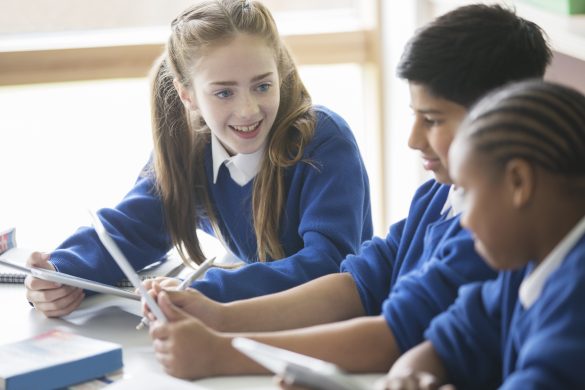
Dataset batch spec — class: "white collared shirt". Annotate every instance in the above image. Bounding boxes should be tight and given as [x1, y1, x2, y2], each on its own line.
[211, 134, 264, 187]
[519, 214, 585, 309]
[440, 185, 465, 218]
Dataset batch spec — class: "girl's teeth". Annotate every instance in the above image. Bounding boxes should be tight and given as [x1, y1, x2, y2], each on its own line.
[232, 122, 259, 132]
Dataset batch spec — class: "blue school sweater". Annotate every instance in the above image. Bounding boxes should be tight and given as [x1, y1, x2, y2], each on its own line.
[341, 179, 496, 352]
[426, 233, 585, 389]
[50, 106, 373, 302]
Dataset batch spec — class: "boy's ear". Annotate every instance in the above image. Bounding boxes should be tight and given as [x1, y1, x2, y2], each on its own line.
[173, 79, 198, 111]
[504, 159, 535, 209]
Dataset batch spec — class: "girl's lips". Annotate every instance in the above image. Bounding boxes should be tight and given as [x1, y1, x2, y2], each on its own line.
[230, 120, 262, 139]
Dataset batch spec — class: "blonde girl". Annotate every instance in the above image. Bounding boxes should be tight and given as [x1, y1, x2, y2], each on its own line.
[25, 0, 372, 316]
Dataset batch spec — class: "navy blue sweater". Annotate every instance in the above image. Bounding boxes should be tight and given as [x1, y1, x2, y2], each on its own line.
[427, 233, 585, 389]
[50, 106, 372, 302]
[341, 179, 497, 352]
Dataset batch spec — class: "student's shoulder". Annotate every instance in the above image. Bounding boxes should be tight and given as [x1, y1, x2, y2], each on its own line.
[415, 178, 448, 194]
[310, 105, 356, 143]
[411, 178, 451, 207]
[299, 106, 361, 159]
[547, 235, 585, 294]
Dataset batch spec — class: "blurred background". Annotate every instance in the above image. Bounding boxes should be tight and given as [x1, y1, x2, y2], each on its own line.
[1, 0, 584, 252]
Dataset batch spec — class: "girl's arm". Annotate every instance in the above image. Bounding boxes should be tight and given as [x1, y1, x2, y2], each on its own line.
[240, 315, 399, 373]
[154, 272, 365, 332]
[26, 172, 171, 316]
[49, 174, 171, 285]
[152, 289, 401, 379]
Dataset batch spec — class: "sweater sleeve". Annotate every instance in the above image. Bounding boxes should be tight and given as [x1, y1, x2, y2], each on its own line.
[49, 174, 172, 285]
[192, 111, 373, 302]
[339, 221, 404, 315]
[383, 222, 497, 353]
[425, 276, 506, 390]
[501, 260, 585, 389]
[338, 179, 444, 316]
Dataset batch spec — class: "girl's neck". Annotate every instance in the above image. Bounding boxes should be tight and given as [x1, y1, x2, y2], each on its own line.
[531, 204, 585, 266]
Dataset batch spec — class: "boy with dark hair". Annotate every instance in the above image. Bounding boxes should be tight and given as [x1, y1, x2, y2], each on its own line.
[143, 4, 553, 379]
[398, 4, 550, 107]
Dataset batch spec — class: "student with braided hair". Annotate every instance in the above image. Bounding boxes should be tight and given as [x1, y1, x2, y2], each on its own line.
[385, 80, 585, 389]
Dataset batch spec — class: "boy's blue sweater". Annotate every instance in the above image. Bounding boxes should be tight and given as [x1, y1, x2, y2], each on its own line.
[50, 106, 373, 302]
[427, 233, 585, 389]
[341, 179, 497, 352]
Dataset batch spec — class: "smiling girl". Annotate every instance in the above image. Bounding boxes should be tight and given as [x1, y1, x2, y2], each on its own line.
[25, 0, 372, 316]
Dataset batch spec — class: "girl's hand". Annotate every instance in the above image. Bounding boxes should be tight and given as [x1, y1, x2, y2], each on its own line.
[24, 251, 84, 317]
[149, 290, 222, 379]
[377, 370, 455, 390]
[141, 277, 180, 322]
[141, 281, 224, 329]
[143, 276, 180, 290]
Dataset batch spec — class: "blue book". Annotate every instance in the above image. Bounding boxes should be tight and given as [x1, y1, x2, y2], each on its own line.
[0, 329, 122, 390]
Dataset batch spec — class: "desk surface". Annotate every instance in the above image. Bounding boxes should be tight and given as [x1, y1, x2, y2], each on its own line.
[1, 284, 383, 389]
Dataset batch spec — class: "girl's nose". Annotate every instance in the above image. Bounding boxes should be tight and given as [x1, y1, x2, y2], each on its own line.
[237, 93, 260, 119]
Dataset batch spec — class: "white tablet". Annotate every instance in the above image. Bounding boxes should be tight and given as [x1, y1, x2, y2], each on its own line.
[231, 337, 368, 390]
[0, 258, 140, 301]
[89, 210, 167, 323]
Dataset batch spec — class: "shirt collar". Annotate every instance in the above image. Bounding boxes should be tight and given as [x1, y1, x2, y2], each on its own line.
[211, 134, 264, 187]
[519, 214, 585, 309]
[441, 185, 465, 218]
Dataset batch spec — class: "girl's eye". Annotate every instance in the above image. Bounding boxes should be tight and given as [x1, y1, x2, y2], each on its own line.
[256, 83, 271, 93]
[215, 89, 233, 99]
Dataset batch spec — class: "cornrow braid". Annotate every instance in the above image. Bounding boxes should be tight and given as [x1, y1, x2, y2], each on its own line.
[461, 80, 585, 176]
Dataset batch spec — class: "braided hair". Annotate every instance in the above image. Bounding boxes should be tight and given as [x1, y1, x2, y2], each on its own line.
[459, 80, 585, 181]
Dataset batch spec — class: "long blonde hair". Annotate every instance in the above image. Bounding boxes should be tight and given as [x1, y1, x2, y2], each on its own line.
[150, 0, 315, 265]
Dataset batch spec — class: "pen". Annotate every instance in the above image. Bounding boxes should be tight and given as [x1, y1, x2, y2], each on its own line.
[136, 256, 216, 330]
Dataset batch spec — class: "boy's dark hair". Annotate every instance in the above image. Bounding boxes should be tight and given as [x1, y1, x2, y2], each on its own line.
[397, 4, 552, 107]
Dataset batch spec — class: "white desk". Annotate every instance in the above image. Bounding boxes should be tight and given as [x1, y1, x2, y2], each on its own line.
[1, 284, 383, 389]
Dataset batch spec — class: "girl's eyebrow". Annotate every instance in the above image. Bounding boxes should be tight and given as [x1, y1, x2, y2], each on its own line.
[209, 72, 274, 87]
[251, 72, 274, 82]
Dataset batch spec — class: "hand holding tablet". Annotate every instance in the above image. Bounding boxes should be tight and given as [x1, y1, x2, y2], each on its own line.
[0, 257, 140, 301]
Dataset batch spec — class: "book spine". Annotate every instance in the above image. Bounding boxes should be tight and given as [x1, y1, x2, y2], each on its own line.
[5, 344, 123, 390]
[0, 228, 16, 254]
